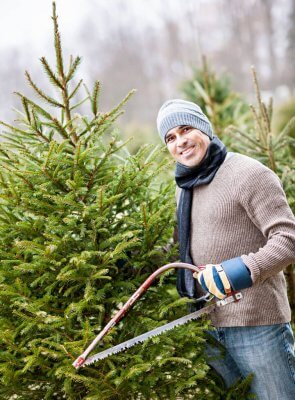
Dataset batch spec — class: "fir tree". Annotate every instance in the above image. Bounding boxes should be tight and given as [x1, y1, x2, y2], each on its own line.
[181, 56, 251, 144]
[0, 3, 228, 399]
[273, 97, 295, 158]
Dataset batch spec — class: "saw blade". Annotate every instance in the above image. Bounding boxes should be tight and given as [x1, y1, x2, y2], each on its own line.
[83, 302, 216, 366]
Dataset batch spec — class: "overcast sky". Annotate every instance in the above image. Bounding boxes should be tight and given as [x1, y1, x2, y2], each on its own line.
[0, 0, 179, 96]
[0, 0, 293, 127]
[0, 0, 192, 122]
[1, 1, 90, 50]
[0, 0, 171, 52]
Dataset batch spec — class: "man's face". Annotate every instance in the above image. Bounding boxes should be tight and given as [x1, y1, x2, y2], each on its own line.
[165, 125, 210, 167]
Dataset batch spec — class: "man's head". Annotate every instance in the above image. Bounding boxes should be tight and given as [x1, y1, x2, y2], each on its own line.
[157, 99, 214, 167]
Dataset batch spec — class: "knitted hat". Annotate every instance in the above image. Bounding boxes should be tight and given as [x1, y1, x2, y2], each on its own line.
[157, 99, 214, 143]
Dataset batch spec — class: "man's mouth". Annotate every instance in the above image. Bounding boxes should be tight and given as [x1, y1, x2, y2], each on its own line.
[181, 145, 195, 156]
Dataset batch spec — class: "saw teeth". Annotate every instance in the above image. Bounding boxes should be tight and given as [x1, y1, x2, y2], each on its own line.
[81, 304, 215, 365]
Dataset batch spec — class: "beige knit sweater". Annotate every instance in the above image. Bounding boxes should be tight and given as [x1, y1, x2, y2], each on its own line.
[176, 153, 295, 327]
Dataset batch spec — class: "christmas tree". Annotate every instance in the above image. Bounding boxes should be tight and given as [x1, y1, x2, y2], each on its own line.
[0, 3, 230, 399]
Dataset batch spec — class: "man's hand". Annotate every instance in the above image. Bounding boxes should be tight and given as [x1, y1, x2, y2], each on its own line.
[193, 257, 253, 300]
[193, 264, 232, 300]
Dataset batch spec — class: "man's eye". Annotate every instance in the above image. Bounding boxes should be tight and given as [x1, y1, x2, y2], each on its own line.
[166, 136, 174, 143]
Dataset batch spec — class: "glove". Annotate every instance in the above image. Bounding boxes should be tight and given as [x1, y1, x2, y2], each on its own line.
[193, 257, 252, 300]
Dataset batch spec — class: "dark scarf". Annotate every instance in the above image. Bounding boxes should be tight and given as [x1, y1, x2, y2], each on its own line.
[175, 136, 227, 302]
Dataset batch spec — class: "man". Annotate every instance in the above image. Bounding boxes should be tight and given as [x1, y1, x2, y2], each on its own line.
[157, 99, 295, 399]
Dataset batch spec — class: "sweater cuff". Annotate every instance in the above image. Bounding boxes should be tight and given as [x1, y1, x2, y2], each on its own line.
[240, 254, 261, 284]
[221, 257, 252, 291]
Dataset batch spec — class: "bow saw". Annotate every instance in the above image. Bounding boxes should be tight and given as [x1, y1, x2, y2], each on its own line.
[73, 262, 242, 369]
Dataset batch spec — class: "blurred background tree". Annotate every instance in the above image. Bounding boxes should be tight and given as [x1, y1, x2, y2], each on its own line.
[273, 98, 295, 157]
[181, 56, 252, 145]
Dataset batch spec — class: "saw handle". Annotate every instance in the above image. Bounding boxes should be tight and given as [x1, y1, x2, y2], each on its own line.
[73, 262, 205, 369]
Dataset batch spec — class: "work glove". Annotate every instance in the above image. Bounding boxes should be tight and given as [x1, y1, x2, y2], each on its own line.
[193, 257, 252, 300]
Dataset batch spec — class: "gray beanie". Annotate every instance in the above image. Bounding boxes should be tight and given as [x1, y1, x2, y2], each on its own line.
[157, 99, 214, 143]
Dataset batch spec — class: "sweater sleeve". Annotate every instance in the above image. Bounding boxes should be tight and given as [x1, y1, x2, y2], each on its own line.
[237, 164, 295, 285]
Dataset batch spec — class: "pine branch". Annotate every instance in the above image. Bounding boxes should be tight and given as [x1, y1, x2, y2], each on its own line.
[31, 107, 51, 143]
[225, 126, 266, 150]
[251, 65, 263, 109]
[250, 67, 277, 171]
[0, 119, 33, 137]
[0, 171, 8, 188]
[14, 93, 71, 143]
[267, 135, 276, 171]
[68, 79, 83, 100]
[25, 71, 64, 108]
[52, 2, 64, 80]
[42, 141, 58, 171]
[40, 56, 63, 89]
[66, 56, 82, 83]
[249, 104, 265, 143]
[91, 81, 100, 117]
[70, 96, 89, 111]
[108, 89, 136, 119]
[14, 92, 52, 120]
[84, 115, 112, 145]
[41, 165, 69, 192]
[267, 98, 273, 127]
[278, 116, 295, 141]
[72, 140, 81, 179]
[78, 116, 97, 138]
[83, 88, 135, 146]
[0, 164, 34, 189]
[261, 101, 271, 135]
[52, 2, 78, 145]
[21, 97, 31, 123]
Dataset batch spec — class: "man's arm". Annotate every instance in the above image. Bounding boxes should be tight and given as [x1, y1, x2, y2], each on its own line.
[237, 165, 295, 285]
[195, 162, 295, 298]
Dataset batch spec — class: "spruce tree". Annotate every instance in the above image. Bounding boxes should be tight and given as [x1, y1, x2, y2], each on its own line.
[0, 3, 229, 399]
[181, 56, 251, 143]
[273, 98, 295, 157]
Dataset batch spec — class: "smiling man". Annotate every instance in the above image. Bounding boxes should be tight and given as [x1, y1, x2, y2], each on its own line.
[165, 125, 210, 167]
[157, 99, 295, 399]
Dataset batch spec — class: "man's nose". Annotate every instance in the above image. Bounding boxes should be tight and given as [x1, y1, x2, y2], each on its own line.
[177, 135, 188, 147]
